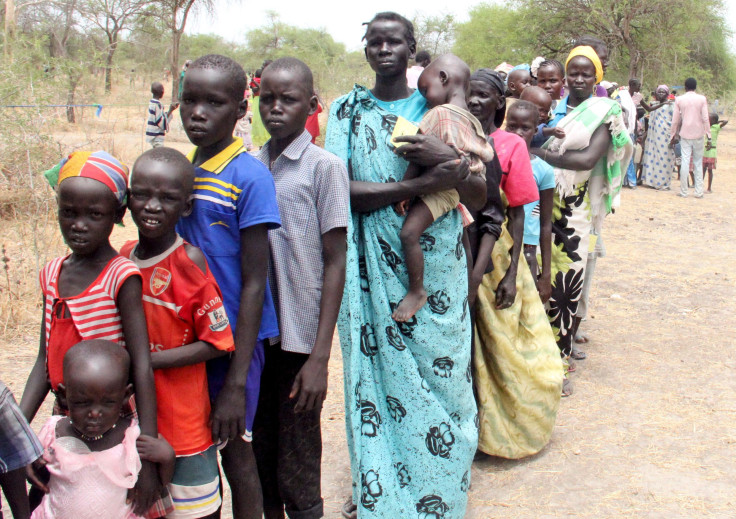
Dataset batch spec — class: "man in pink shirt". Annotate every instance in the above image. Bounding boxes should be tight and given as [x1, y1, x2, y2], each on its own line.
[669, 77, 711, 198]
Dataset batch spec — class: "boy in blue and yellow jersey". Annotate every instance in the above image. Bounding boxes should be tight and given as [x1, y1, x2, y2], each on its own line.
[176, 54, 281, 518]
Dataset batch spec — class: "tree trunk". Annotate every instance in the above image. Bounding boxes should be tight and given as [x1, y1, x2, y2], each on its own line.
[67, 86, 76, 123]
[4, 0, 15, 60]
[104, 48, 114, 93]
[171, 29, 181, 103]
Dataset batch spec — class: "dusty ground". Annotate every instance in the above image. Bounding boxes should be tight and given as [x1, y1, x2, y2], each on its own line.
[2, 107, 735, 518]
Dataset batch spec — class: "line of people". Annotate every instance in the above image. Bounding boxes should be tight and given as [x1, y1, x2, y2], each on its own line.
[4, 9, 707, 519]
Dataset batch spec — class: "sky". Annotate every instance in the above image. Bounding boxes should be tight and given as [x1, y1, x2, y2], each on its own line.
[187, 0, 482, 51]
[188, 0, 736, 52]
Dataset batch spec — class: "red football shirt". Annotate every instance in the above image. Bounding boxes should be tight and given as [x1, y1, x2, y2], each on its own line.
[121, 237, 234, 455]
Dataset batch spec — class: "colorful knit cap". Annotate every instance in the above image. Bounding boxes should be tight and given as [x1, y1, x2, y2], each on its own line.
[48, 151, 129, 206]
[565, 46, 604, 84]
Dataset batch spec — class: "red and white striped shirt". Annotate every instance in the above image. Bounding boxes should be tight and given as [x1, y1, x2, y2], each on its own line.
[40, 255, 141, 346]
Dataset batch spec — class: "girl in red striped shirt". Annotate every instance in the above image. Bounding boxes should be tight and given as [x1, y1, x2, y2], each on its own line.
[20, 151, 161, 516]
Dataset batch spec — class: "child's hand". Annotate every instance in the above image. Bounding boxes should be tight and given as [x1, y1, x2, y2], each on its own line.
[553, 127, 566, 139]
[290, 357, 329, 413]
[394, 199, 410, 216]
[168, 103, 179, 112]
[136, 434, 174, 465]
[705, 141, 713, 151]
[26, 458, 49, 493]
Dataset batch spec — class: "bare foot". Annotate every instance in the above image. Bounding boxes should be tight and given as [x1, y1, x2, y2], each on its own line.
[392, 290, 427, 322]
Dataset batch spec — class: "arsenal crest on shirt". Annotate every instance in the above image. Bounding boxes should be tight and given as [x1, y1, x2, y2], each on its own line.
[150, 267, 172, 296]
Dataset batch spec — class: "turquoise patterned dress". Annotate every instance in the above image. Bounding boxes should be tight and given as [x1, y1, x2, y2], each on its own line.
[326, 85, 477, 518]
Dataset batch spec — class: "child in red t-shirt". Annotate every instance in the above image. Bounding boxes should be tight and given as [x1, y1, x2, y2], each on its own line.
[122, 147, 235, 519]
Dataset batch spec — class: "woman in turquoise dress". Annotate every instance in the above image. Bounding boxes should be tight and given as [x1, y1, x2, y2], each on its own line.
[325, 12, 484, 519]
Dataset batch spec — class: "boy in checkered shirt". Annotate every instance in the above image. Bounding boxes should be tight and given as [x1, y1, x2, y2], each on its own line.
[253, 57, 349, 519]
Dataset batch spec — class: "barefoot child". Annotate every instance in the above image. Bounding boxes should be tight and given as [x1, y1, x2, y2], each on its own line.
[177, 54, 281, 519]
[146, 83, 178, 149]
[122, 147, 236, 518]
[21, 151, 160, 516]
[32, 341, 174, 519]
[703, 112, 728, 193]
[520, 86, 566, 149]
[0, 381, 43, 519]
[504, 101, 555, 303]
[253, 57, 349, 519]
[392, 54, 494, 321]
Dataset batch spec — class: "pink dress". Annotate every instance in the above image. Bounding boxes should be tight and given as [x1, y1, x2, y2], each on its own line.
[32, 416, 143, 519]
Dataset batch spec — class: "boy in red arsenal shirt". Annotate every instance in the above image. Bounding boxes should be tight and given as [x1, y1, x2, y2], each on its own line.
[122, 147, 234, 518]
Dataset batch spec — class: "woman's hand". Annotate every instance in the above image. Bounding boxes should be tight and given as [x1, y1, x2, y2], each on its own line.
[495, 270, 517, 309]
[393, 134, 459, 166]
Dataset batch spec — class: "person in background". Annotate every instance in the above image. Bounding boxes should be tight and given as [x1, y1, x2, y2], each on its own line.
[702, 112, 728, 193]
[146, 82, 178, 149]
[669, 77, 710, 198]
[178, 60, 191, 101]
[407, 50, 431, 89]
[641, 85, 675, 190]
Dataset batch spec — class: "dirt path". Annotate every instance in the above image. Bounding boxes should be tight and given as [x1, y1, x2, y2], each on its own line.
[2, 125, 735, 518]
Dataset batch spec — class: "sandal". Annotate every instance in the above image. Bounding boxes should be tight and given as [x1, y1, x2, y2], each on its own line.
[570, 347, 587, 360]
[566, 359, 577, 373]
[342, 499, 357, 519]
[562, 378, 573, 397]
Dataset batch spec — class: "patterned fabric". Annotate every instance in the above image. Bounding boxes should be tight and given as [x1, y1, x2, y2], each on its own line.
[473, 217, 564, 459]
[419, 104, 494, 176]
[55, 151, 129, 206]
[326, 85, 477, 519]
[40, 255, 141, 390]
[146, 99, 169, 141]
[0, 380, 43, 472]
[543, 96, 631, 355]
[255, 129, 350, 354]
[120, 237, 234, 456]
[641, 103, 675, 188]
[543, 96, 632, 233]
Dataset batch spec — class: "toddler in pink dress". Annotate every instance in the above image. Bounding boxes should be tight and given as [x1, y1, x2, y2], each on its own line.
[32, 415, 142, 519]
[29, 340, 174, 519]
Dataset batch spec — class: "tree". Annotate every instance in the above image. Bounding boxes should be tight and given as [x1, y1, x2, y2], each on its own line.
[453, 3, 537, 69]
[412, 13, 455, 57]
[147, 0, 213, 103]
[521, 0, 733, 81]
[79, 0, 146, 92]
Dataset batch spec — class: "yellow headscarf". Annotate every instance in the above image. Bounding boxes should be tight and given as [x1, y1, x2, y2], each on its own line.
[565, 45, 604, 84]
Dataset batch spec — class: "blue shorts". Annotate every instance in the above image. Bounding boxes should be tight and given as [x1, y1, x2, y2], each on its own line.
[206, 339, 265, 442]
